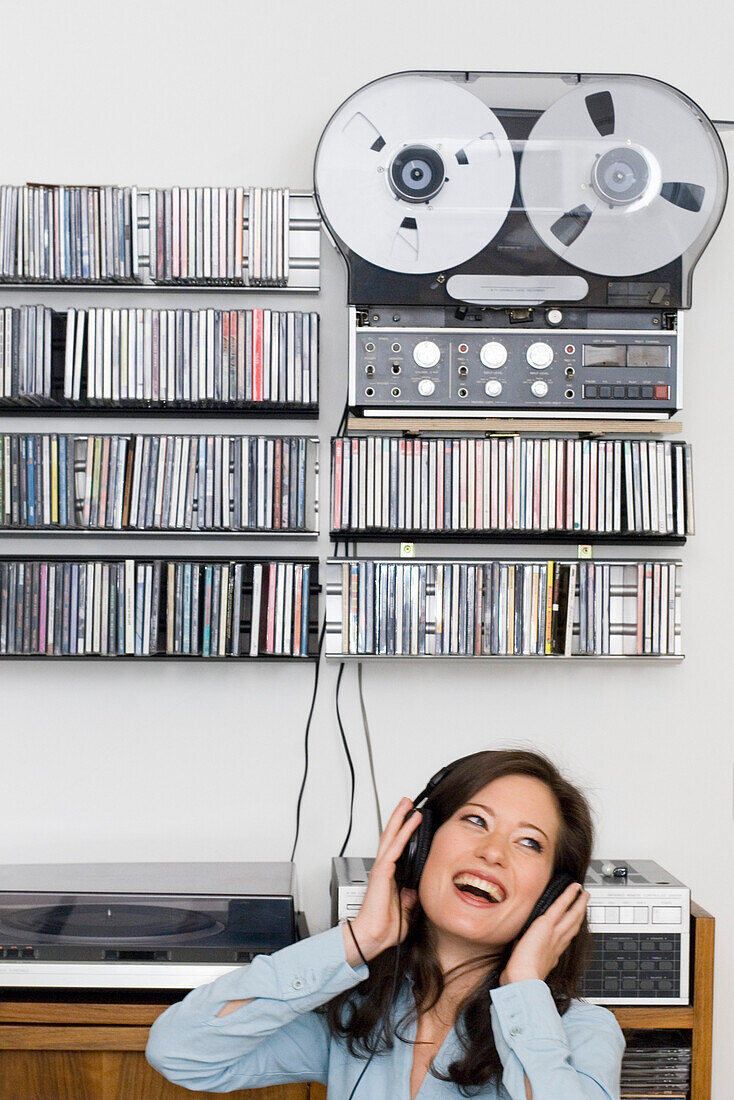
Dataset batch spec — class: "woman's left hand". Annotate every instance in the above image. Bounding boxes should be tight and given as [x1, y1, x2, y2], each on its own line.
[499, 882, 589, 986]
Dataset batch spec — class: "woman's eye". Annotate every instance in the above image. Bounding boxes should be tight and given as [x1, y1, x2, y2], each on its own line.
[461, 813, 486, 828]
[519, 837, 543, 852]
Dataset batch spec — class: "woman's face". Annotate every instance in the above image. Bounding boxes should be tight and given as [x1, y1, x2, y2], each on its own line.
[418, 773, 561, 953]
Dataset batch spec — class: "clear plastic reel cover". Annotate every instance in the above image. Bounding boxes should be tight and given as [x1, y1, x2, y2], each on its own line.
[314, 71, 727, 279]
[520, 75, 727, 277]
[314, 73, 516, 275]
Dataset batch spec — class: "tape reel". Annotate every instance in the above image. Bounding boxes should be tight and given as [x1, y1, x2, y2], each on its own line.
[314, 73, 516, 275]
[520, 77, 724, 277]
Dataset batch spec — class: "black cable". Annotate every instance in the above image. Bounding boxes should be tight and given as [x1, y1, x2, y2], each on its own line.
[290, 390, 350, 863]
[335, 395, 349, 439]
[331, 394, 356, 857]
[346, 906, 404, 1100]
[336, 661, 355, 857]
[289, 616, 326, 863]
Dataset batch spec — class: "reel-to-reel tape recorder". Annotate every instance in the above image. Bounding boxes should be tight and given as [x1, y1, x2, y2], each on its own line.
[314, 71, 728, 419]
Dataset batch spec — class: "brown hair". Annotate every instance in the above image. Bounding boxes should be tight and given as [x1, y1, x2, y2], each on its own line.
[322, 749, 594, 1093]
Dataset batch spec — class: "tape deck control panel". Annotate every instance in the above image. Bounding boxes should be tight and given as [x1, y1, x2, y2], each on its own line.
[351, 307, 679, 417]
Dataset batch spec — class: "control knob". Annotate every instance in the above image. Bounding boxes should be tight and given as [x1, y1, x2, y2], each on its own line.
[413, 340, 441, 368]
[480, 341, 508, 369]
[526, 341, 554, 369]
[530, 379, 549, 398]
[484, 379, 502, 397]
[417, 378, 435, 397]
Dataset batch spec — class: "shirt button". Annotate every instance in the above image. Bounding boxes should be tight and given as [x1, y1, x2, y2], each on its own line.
[509, 1025, 523, 1036]
[292, 978, 304, 990]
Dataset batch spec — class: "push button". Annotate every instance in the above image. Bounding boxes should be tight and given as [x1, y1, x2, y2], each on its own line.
[653, 906, 682, 924]
[627, 385, 640, 398]
[599, 385, 612, 398]
[654, 385, 670, 399]
[584, 384, 598, 398]
[613, 385, 625, 398]
[641, 385, 654, 399]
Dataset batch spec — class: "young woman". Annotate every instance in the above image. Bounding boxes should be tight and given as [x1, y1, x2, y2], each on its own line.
[146, 750, 624, 1097]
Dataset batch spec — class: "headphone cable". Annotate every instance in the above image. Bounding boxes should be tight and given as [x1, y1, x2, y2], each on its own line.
[346, 908, 404, 1100]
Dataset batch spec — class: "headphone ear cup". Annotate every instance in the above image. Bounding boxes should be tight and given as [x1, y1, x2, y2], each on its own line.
[396, 805, 435, 891]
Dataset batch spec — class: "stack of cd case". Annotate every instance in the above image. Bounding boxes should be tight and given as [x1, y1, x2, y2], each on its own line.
[0, 433, 319, 535]
[325, 558, 682, 659]
[330, 435, 693, 541]
[621, 1030, 691, 1098]
[0, 556, 319, 659]
[0, 184, 320, 290]
[0, 306, 319, 411]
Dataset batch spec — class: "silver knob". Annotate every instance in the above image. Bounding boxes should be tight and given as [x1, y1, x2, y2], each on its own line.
[530, 379, 549, 398]
[413, 340, 441, 368]
[484, 379, 502, 397]
[480, 341, 507, 369]
[417, 378, 435, 397]
[527, 341, 554, 369]
[546, 309, 563, 326]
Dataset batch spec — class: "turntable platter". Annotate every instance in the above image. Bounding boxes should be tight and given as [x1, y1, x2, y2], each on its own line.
[3, 903, 218, 939]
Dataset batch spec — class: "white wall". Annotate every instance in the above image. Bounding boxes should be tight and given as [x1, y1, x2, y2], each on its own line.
[1, 0, 733, 1094]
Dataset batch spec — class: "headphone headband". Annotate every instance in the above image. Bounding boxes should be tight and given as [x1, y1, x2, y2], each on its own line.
[411, 767, 449, 811]
[412, 756, 469, 810]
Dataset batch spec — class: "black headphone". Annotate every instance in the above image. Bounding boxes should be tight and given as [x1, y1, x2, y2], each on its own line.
[395, 758, 465, 890]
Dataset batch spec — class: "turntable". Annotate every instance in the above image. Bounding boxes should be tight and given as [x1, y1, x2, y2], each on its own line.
[0, 862, 299, 988]
[314, 70, 728, 419]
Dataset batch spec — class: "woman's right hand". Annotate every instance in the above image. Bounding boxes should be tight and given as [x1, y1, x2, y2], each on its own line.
[343, 797, 422, 966]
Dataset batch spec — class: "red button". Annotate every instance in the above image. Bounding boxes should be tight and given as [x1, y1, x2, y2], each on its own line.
[565, 344, 575, 354]
[653, 385, 669, 399]
[458, 343, 468, 354]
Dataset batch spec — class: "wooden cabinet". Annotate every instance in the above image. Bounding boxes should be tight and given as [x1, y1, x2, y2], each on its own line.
[0, 1050, 310, 1099]
[0, 904, 713, 1100]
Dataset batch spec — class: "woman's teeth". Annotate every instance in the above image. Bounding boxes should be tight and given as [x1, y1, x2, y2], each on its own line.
[453, 872, 505, 903]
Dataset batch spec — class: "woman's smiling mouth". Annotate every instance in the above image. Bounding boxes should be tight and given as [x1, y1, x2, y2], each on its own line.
[452, 872, 506, 904]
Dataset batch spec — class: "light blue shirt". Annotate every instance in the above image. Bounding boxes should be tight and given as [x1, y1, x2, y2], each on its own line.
[146, 925, 624, 1098]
